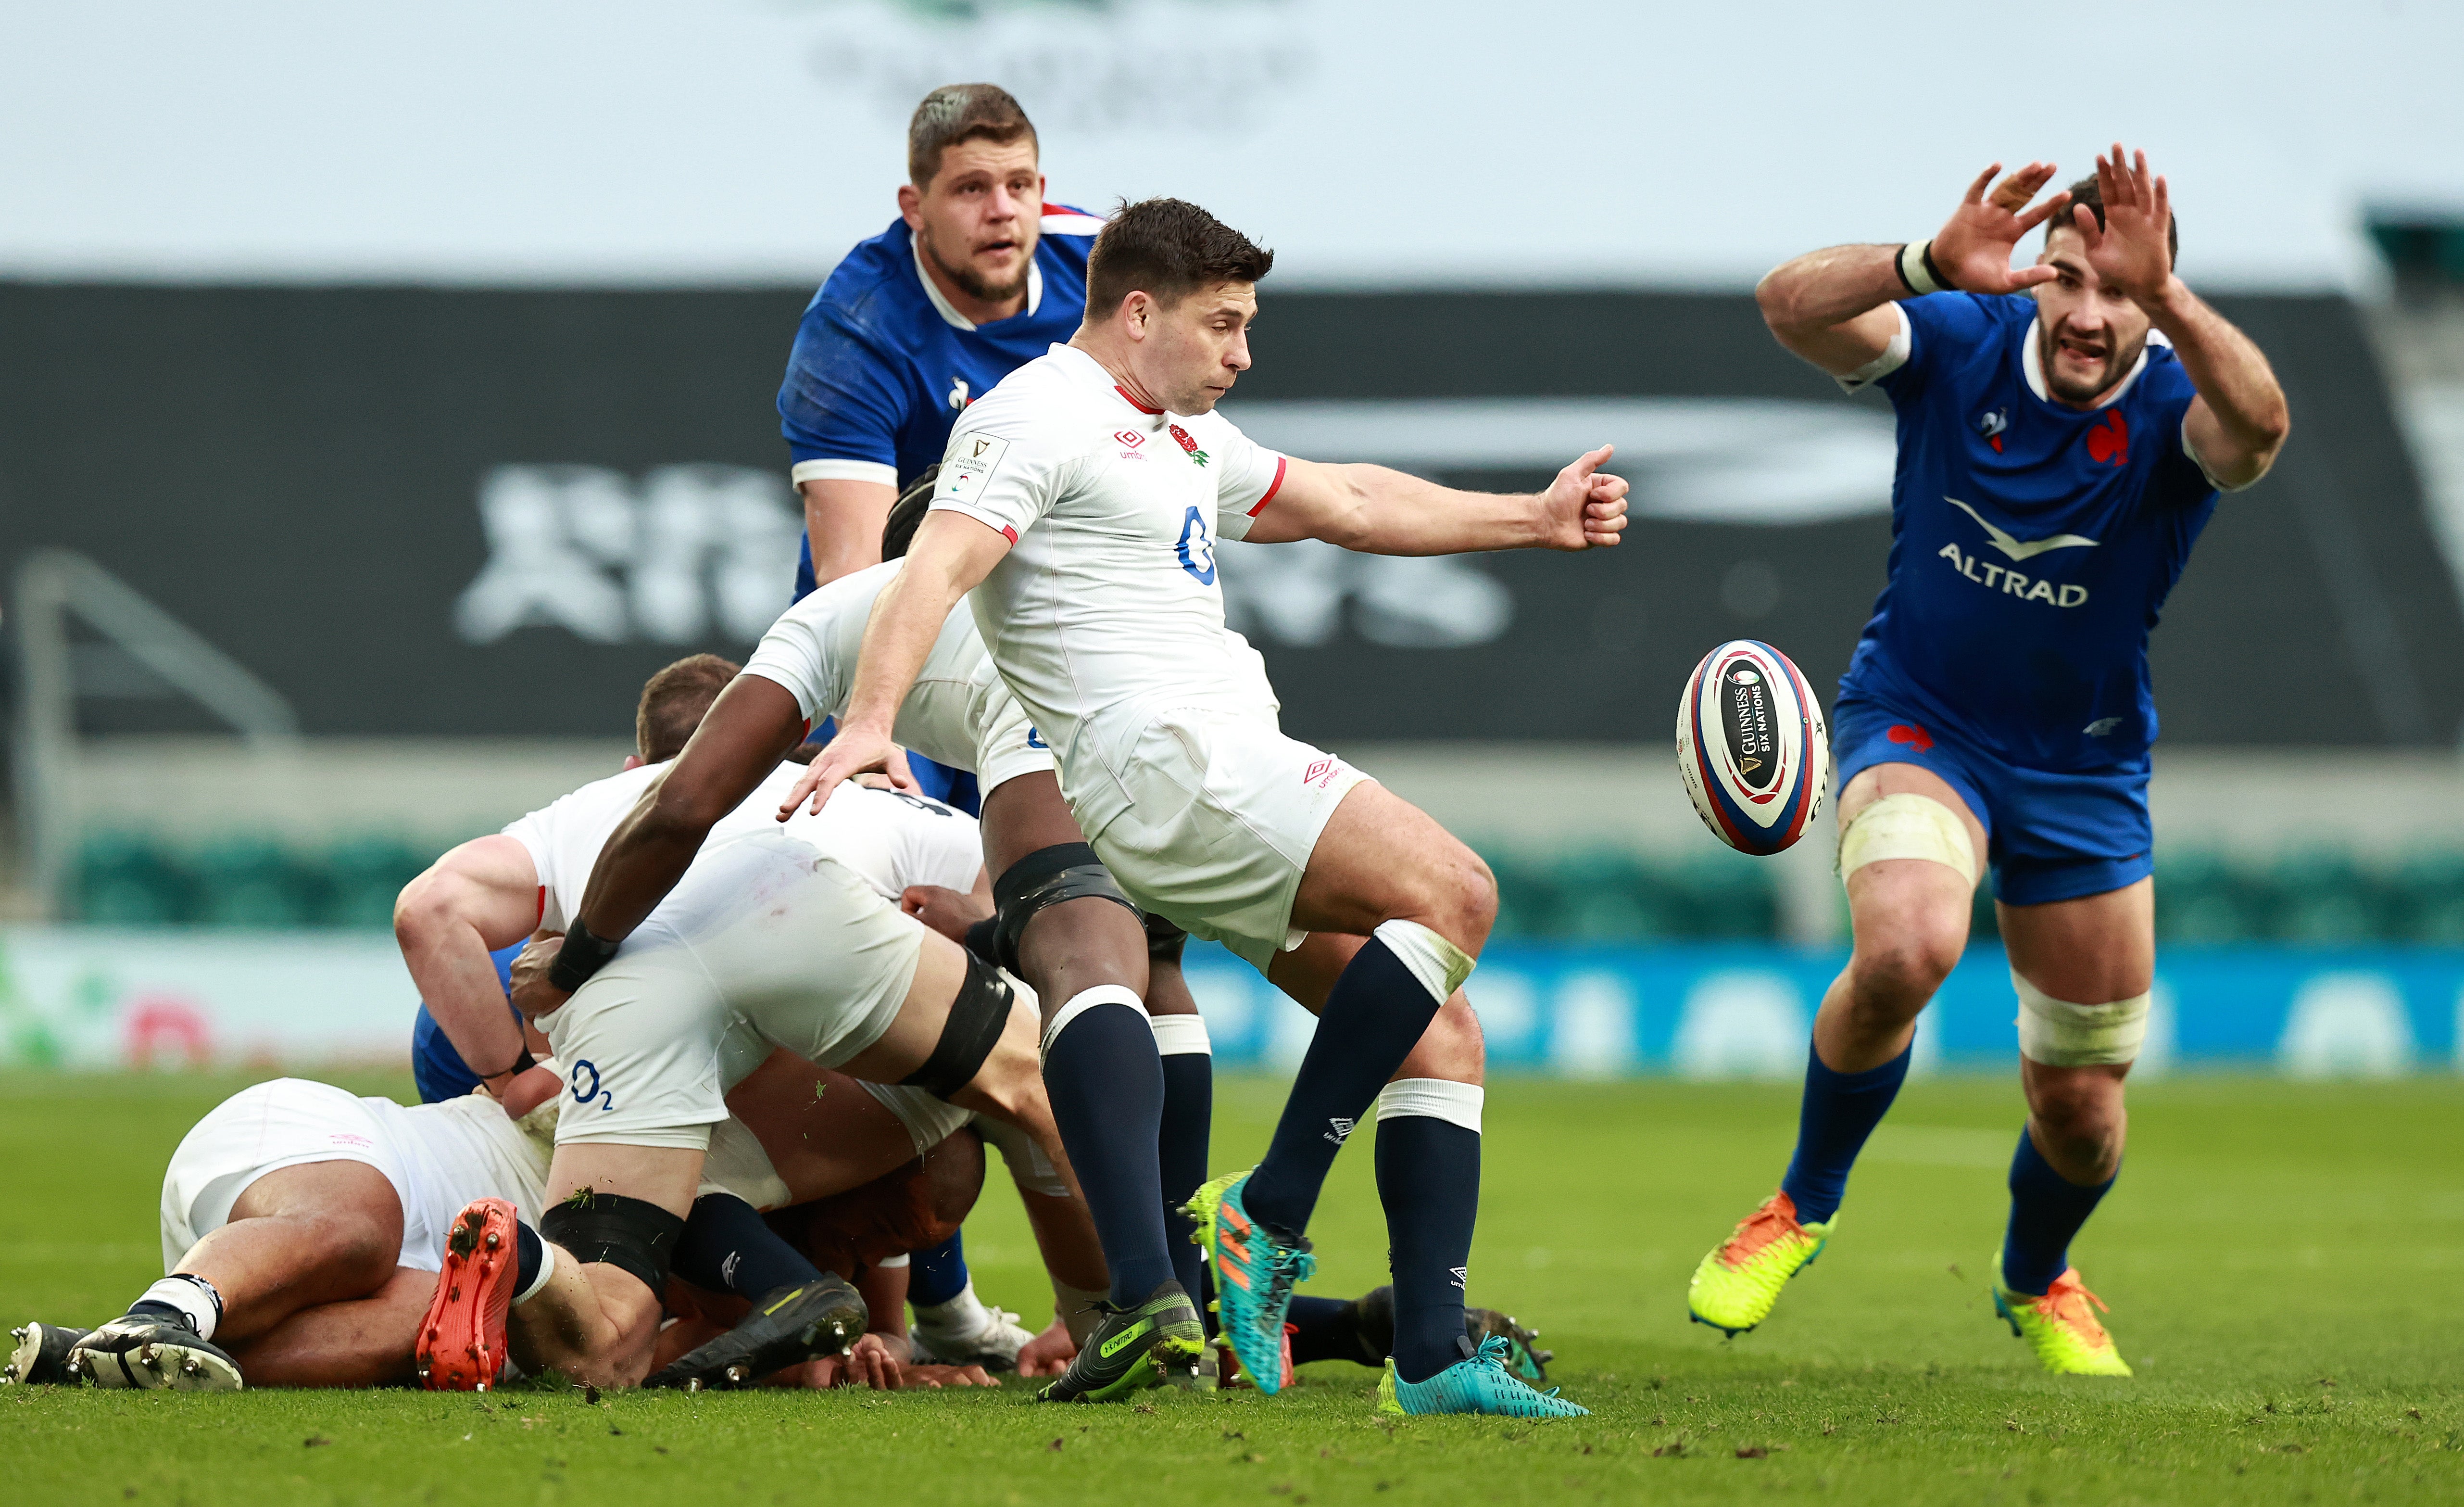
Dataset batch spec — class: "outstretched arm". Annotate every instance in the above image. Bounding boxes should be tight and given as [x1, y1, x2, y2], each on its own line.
[512, 677, 806, 1015]
[780, 510, 1012, 815]
[1242, 446, 1627, 554]
[2072, 145, 2288, 489]
[1758, 161, 2072, 377]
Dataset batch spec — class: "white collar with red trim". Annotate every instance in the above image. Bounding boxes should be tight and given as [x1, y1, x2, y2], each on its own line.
[912, 229, 1043, 332]
[2020, 317, 2170, 409]
[1046, 342, 1169, 419]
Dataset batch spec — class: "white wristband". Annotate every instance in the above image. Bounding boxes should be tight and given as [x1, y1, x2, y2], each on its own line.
[1898, 240, 1945, 297]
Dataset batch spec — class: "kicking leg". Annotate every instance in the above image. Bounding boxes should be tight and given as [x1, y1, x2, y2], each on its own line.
[1688, 763, 1983, 1337]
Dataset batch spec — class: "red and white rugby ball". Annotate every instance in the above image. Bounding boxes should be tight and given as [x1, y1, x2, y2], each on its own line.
[1676, 640, 1829, 856]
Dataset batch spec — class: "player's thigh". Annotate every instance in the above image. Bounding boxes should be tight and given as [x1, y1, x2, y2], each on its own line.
[977, 770, 1090, 877]
[1288, 781, 1496, 946]
[544, 1142, 704, 1219]
[1840, 760, 1986, 968]
[223, 1160, 404, 1266]
[1998, 877, 2154, 1003]
[833, 925, 971, 1082]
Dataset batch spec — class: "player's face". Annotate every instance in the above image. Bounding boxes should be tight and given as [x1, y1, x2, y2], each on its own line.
[2031, 228, 2151, 406]
[1131, 282, 1257, 414]
[909, 139, 1044, 306]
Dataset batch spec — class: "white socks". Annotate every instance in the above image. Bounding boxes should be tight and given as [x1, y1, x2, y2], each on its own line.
[1377, 1077, 1484, 1133]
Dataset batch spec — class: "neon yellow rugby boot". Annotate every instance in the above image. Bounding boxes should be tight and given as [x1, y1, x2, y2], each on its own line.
[1991, 1256, 2132, 1377]
[1687, 1191, 1832, 1336]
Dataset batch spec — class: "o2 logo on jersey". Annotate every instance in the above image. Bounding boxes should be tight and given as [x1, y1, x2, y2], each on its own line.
[569, 1059, 616, 1112]
[1175, 506, 1217, 584]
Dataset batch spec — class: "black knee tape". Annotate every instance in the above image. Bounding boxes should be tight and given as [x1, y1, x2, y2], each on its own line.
[1144, 910, 1187, 961]
[901, 950, 1015, 1099]
[991, 842, 1141, 975]
[540, 1191, 685, 1297]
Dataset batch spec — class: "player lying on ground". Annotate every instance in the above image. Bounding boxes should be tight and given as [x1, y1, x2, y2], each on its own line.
[801, 196, 1625, 1417]
[1687, 149, 2286, 1375]
[402, 699, 1076, 1390]
[5, 1047, 1030, 1391]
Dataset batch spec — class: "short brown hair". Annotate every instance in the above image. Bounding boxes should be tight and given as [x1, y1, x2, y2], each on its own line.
[2056, 174, 2179, 266]
[908, 84, 1037, 189]
[636, 653, 740, 762]
[1084, 198, 1274, 318]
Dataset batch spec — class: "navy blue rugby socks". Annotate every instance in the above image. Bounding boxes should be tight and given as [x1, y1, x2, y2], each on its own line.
[1778, 1040, 1913, 1224]
[2000, 1126, 2117, 1295]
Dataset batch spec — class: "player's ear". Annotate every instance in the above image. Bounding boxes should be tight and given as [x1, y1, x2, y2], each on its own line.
[897, 182, 924, 226]
[622, 754, 644, 772]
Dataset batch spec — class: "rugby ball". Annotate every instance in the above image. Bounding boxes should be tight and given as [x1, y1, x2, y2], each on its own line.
[1676, 640, 1829, 856]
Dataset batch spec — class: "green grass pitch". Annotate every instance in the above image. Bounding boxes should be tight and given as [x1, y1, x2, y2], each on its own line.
[3, 1069, 2460, 1505]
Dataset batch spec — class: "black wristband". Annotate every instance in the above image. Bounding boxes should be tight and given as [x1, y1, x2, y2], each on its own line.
[1920, 240, 1958, 294]
[1892, 242, 1920, 296]
[486, 1048, 538, 1082]
[547, 920, 622, 994]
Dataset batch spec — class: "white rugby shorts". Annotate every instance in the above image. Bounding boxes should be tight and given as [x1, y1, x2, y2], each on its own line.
[542, 832, 925, 1152]
[158, 1078, 417, 1273]
[973, 685, 1056, 798]
[1076, 704, 1370, 974]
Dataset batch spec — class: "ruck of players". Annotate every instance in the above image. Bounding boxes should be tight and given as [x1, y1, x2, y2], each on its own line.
[9, 83, 2284, 1415]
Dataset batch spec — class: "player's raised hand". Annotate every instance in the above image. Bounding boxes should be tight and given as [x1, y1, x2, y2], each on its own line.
[2075, 145, 2176, 307]
[778, 725, 916, 820]
[1932, 162, 2072, 294]
[1538, 444, 1629, 550]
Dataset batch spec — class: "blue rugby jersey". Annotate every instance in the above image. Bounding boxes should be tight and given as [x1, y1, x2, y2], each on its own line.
[779, 204, 1105, 601]
[410, 942, 523, 1104]
[1838, 291, 2228, 770]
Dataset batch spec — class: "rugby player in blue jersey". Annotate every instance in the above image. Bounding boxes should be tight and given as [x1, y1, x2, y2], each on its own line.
[1686, 149, 2288, 1374]
[773, 82, 1105, 1315]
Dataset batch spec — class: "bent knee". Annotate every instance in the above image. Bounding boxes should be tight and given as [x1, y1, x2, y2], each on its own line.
[1848, 931, 1963, 1011]
[1403, 846, 1496, 948]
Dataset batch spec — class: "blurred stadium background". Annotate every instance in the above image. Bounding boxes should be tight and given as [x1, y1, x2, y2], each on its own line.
[4, 0, 2464, 1080]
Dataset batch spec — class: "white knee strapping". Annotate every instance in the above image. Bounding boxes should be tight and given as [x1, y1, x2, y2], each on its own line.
[1374, 918, 1476, 1004]
[1149, 1013, 1212, 1057]
[2013, 971, 2150, 1067]
[1039, 985, 1146, 1061]
[1838, 792, 1978, 887]
[1376, 1077, 1483, 1133]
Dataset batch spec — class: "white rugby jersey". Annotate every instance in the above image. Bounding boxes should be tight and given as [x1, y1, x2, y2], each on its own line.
[501, 760, 808, 935]
[741, 559, 1013, 776]
[926, 343, 1288, 793]
[501, 761, 976, 933]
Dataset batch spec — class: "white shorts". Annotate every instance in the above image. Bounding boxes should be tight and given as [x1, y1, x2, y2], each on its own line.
[542, 832, 925, 1151]
[857, 1082, 977, 1159]
[1073, 704, 1370, 974]
[973, 686, 1056, 798]
[159, 1078, 417, 1273]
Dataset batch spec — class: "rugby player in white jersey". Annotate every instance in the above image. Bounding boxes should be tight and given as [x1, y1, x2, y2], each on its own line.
[8, 1050, 1072, 1392]
[398, 689, 1070, 1390]
[797, 198, 1624, 1418]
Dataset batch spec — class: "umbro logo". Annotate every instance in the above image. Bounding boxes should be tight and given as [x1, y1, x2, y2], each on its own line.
[1449, 1266, 1468, 1290]
[1323, 1116, 1356, 1145]
[1115, 430, 1144, 448]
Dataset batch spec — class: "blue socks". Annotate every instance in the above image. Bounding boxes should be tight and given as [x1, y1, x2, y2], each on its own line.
[515, 1220, 543, 1295]
[1243, 937, 1446, 1237]
[1778, 1041, 1913, 1224]
[1043, 993, 1178, 1304]
[671, 1192, 824, 1299]
[1155, 1030, 1215, 1308]
[907, 1231, 969, 1308]
[1375, 1106, 1481, 1384]
[1286, 1295, 1364, 1366]
[2001, 1127, 2116, 1296]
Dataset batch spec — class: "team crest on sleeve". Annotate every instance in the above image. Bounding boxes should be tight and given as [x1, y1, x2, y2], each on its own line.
[937, 433, 1008, 505]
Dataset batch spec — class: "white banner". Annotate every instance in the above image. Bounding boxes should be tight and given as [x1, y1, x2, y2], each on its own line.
[6, 1, 2459, 290]
[0, 928, 415, 1070]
